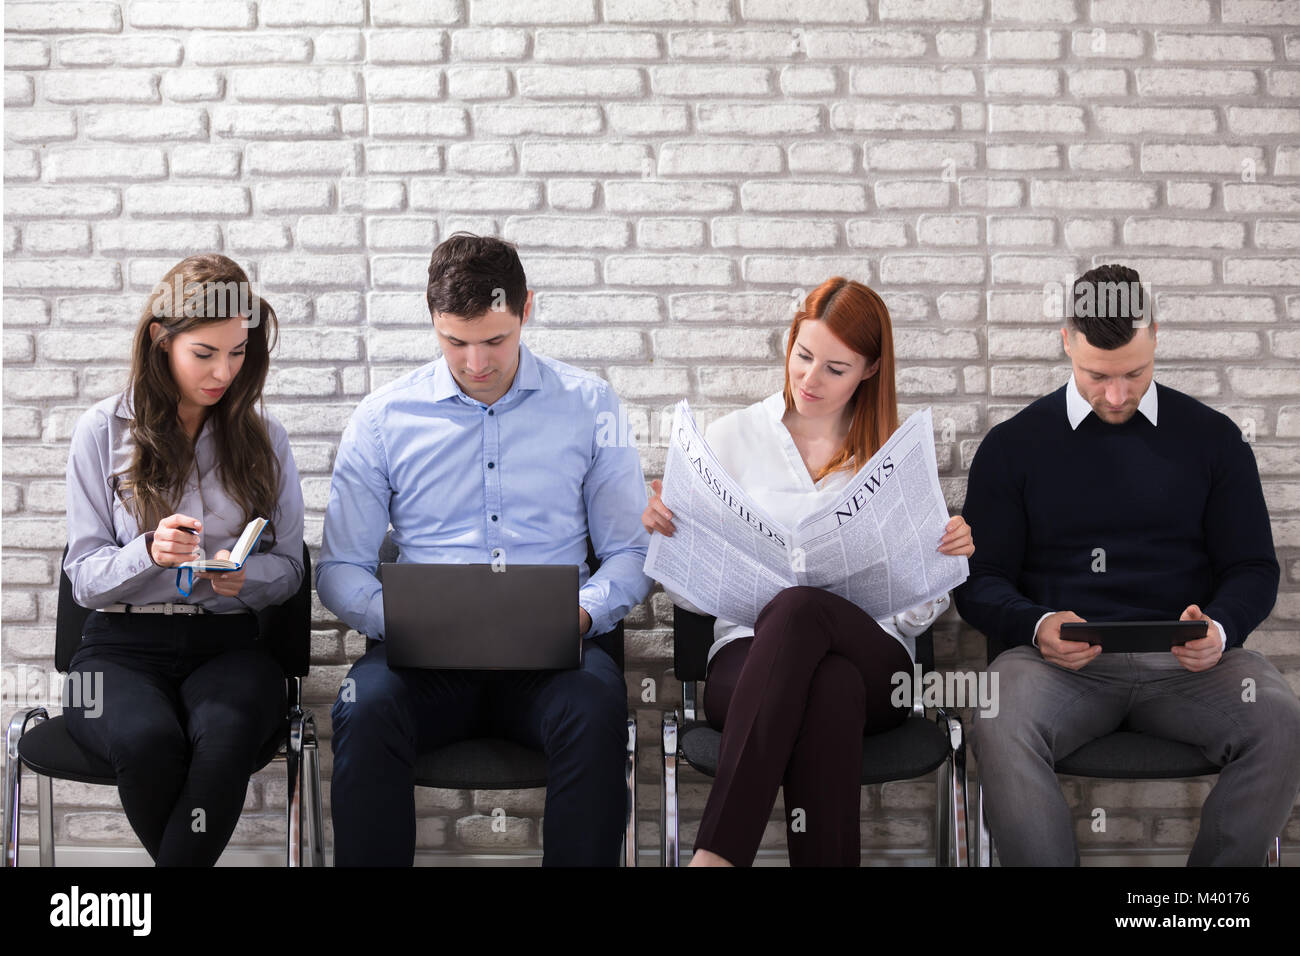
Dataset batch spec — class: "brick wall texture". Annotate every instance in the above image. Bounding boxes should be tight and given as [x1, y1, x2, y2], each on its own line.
[3, 0, 1298, 864]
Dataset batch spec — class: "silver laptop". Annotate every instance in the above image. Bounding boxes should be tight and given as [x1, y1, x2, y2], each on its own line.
[380, 563, 581, 670]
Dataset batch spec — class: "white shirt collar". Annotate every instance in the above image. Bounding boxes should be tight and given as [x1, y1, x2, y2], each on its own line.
[759, 390, 858, 491]
[1066, 374, 1158, 429]
[761, 391, 786, 421]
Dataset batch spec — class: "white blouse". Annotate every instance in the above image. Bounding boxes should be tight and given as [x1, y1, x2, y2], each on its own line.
[663, 392, 950, 666]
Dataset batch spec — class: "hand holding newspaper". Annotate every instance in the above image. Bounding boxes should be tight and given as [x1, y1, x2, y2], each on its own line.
[644, 401, 968, 628]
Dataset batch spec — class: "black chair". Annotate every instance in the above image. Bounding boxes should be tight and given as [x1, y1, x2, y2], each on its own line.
[372, 534, 637, 865]
[661, 605, 967, 866]
[3, 543, 324, 867]
[971, 631, 1281, 866]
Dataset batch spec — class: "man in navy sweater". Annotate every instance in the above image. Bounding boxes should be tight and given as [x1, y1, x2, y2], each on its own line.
[957, 264, 1300, 866]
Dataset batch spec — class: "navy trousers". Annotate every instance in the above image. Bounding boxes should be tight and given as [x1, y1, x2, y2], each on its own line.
[62, 610, 285, 866]
[330, 640, 627, 866]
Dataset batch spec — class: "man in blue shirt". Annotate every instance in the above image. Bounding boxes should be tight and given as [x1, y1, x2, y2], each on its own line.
[318, 234, 652, 866]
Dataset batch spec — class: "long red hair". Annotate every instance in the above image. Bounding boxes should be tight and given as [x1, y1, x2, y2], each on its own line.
[782, 277, 899, 482]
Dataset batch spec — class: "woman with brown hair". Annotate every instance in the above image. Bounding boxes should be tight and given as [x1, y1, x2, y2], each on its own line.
[643, 277, 975, 867]
[61, 254, 304, 866]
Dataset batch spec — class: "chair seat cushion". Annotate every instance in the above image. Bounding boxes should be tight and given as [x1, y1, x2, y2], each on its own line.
[18, 715, 287, 785]
[414, 738, 548, 790]
[1055, 731, 1219, 778]
[680, 714, 950, 784]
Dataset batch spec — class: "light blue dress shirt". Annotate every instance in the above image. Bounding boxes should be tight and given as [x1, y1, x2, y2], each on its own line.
[316, 342, 652, 641]
[64, 392, 305, 613]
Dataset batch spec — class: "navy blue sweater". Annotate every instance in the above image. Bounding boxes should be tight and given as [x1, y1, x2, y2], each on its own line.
[955, 383, 1279, 649]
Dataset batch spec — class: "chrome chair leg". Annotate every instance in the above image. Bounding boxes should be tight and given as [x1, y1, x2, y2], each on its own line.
[934, 755, 951, 867]
[935, 711, 965, 867]
[949, 716, 968, 868]
[975, 778, 993, 867]
[38, 773, 54, 867]
[302, 713, 325, 867]
[5, 712, 27, 867]
[624, 717, 637, 867]
[661, 711, 679, 867]
[1267, 836, 1280, 867]
[5, 708, 48, 868]
[286, 711, 304, 867]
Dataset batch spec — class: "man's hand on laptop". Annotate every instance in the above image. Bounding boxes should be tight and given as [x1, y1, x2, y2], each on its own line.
[579, 607, 592, 637]
[1172, 604, 1222, 672]
[1037, 611, 1101, 670]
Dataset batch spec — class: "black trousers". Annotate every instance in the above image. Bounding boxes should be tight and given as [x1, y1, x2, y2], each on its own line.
[61, 611, 285, 866]
[330, 640, 628, 866]
[695, 587, 912, 867]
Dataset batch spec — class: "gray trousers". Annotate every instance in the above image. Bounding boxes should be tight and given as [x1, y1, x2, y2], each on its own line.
[971, 645, 1300, 866]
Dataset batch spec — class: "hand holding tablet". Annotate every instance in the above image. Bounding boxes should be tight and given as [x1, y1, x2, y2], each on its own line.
[1059, 620, 1209, 653]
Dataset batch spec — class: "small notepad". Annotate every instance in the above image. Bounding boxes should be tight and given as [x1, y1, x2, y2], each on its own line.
[176, 517, 267, 573]
[174, 517, 268, 597]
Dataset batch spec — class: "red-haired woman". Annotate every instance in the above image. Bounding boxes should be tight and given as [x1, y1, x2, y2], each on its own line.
[61, 254, 304, 866]
[643, 277, 975, 866]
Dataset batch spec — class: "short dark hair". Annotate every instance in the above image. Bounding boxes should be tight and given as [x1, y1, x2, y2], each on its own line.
[426, 233, 528, 321]
[1067, 263, 1150, 349]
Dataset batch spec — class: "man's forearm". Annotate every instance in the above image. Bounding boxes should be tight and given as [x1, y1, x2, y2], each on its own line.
[1204, 556, 1280, 649]
[579, 549, 651, 638]
[317, 560, 385, 639]
[955, 574, 1054, 649]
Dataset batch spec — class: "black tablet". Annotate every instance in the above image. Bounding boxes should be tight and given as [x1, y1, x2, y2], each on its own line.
[1059, 620, 1208, 653]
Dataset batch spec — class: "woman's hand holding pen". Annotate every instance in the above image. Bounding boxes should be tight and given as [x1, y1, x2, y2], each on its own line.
[149, 513, 203, 567]
[642, 479, 676, 537]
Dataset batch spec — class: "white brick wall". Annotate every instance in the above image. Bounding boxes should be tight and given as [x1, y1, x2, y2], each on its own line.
[4, 1, 1299, 865]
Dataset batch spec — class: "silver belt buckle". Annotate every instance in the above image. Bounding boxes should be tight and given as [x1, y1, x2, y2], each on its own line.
[164, 604, 174, 616]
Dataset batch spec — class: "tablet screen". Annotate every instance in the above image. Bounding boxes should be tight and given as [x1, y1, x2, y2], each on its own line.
[1059, 620, 1208, 653]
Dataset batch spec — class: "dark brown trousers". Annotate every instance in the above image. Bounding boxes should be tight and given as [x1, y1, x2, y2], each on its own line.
[695, 586, 912, 866]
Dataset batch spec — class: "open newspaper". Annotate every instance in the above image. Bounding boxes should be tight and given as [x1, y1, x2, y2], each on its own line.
[644, 401, 968, 628]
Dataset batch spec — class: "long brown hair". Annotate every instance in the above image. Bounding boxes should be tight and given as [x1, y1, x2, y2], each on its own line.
[782, 277, 899, 483]
[116, 254, 281, 540]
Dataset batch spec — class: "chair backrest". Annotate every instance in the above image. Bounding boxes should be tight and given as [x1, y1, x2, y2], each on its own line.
[56, 546, 95, 673]
[672, 604, 934, 682]
[57, 542, 313, 679]
[257, 542, 313, 678]
[984, 630, 1011, 666]
[375, 532, 625, 673]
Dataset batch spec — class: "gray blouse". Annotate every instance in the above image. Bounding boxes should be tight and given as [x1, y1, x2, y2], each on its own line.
[63, 392, 305, 613]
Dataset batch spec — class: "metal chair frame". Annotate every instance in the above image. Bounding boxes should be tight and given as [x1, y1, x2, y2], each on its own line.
[3, 543, 324, 867]
[661, 605, 967, 867]
[376, 534, 638, 866]
[971, 636, 1282, 867]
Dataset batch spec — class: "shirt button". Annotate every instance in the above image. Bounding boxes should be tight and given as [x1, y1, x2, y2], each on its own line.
[488, 462, 495, 469]
[491, 515, 498, 522]
[487, 409, 494, 416]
